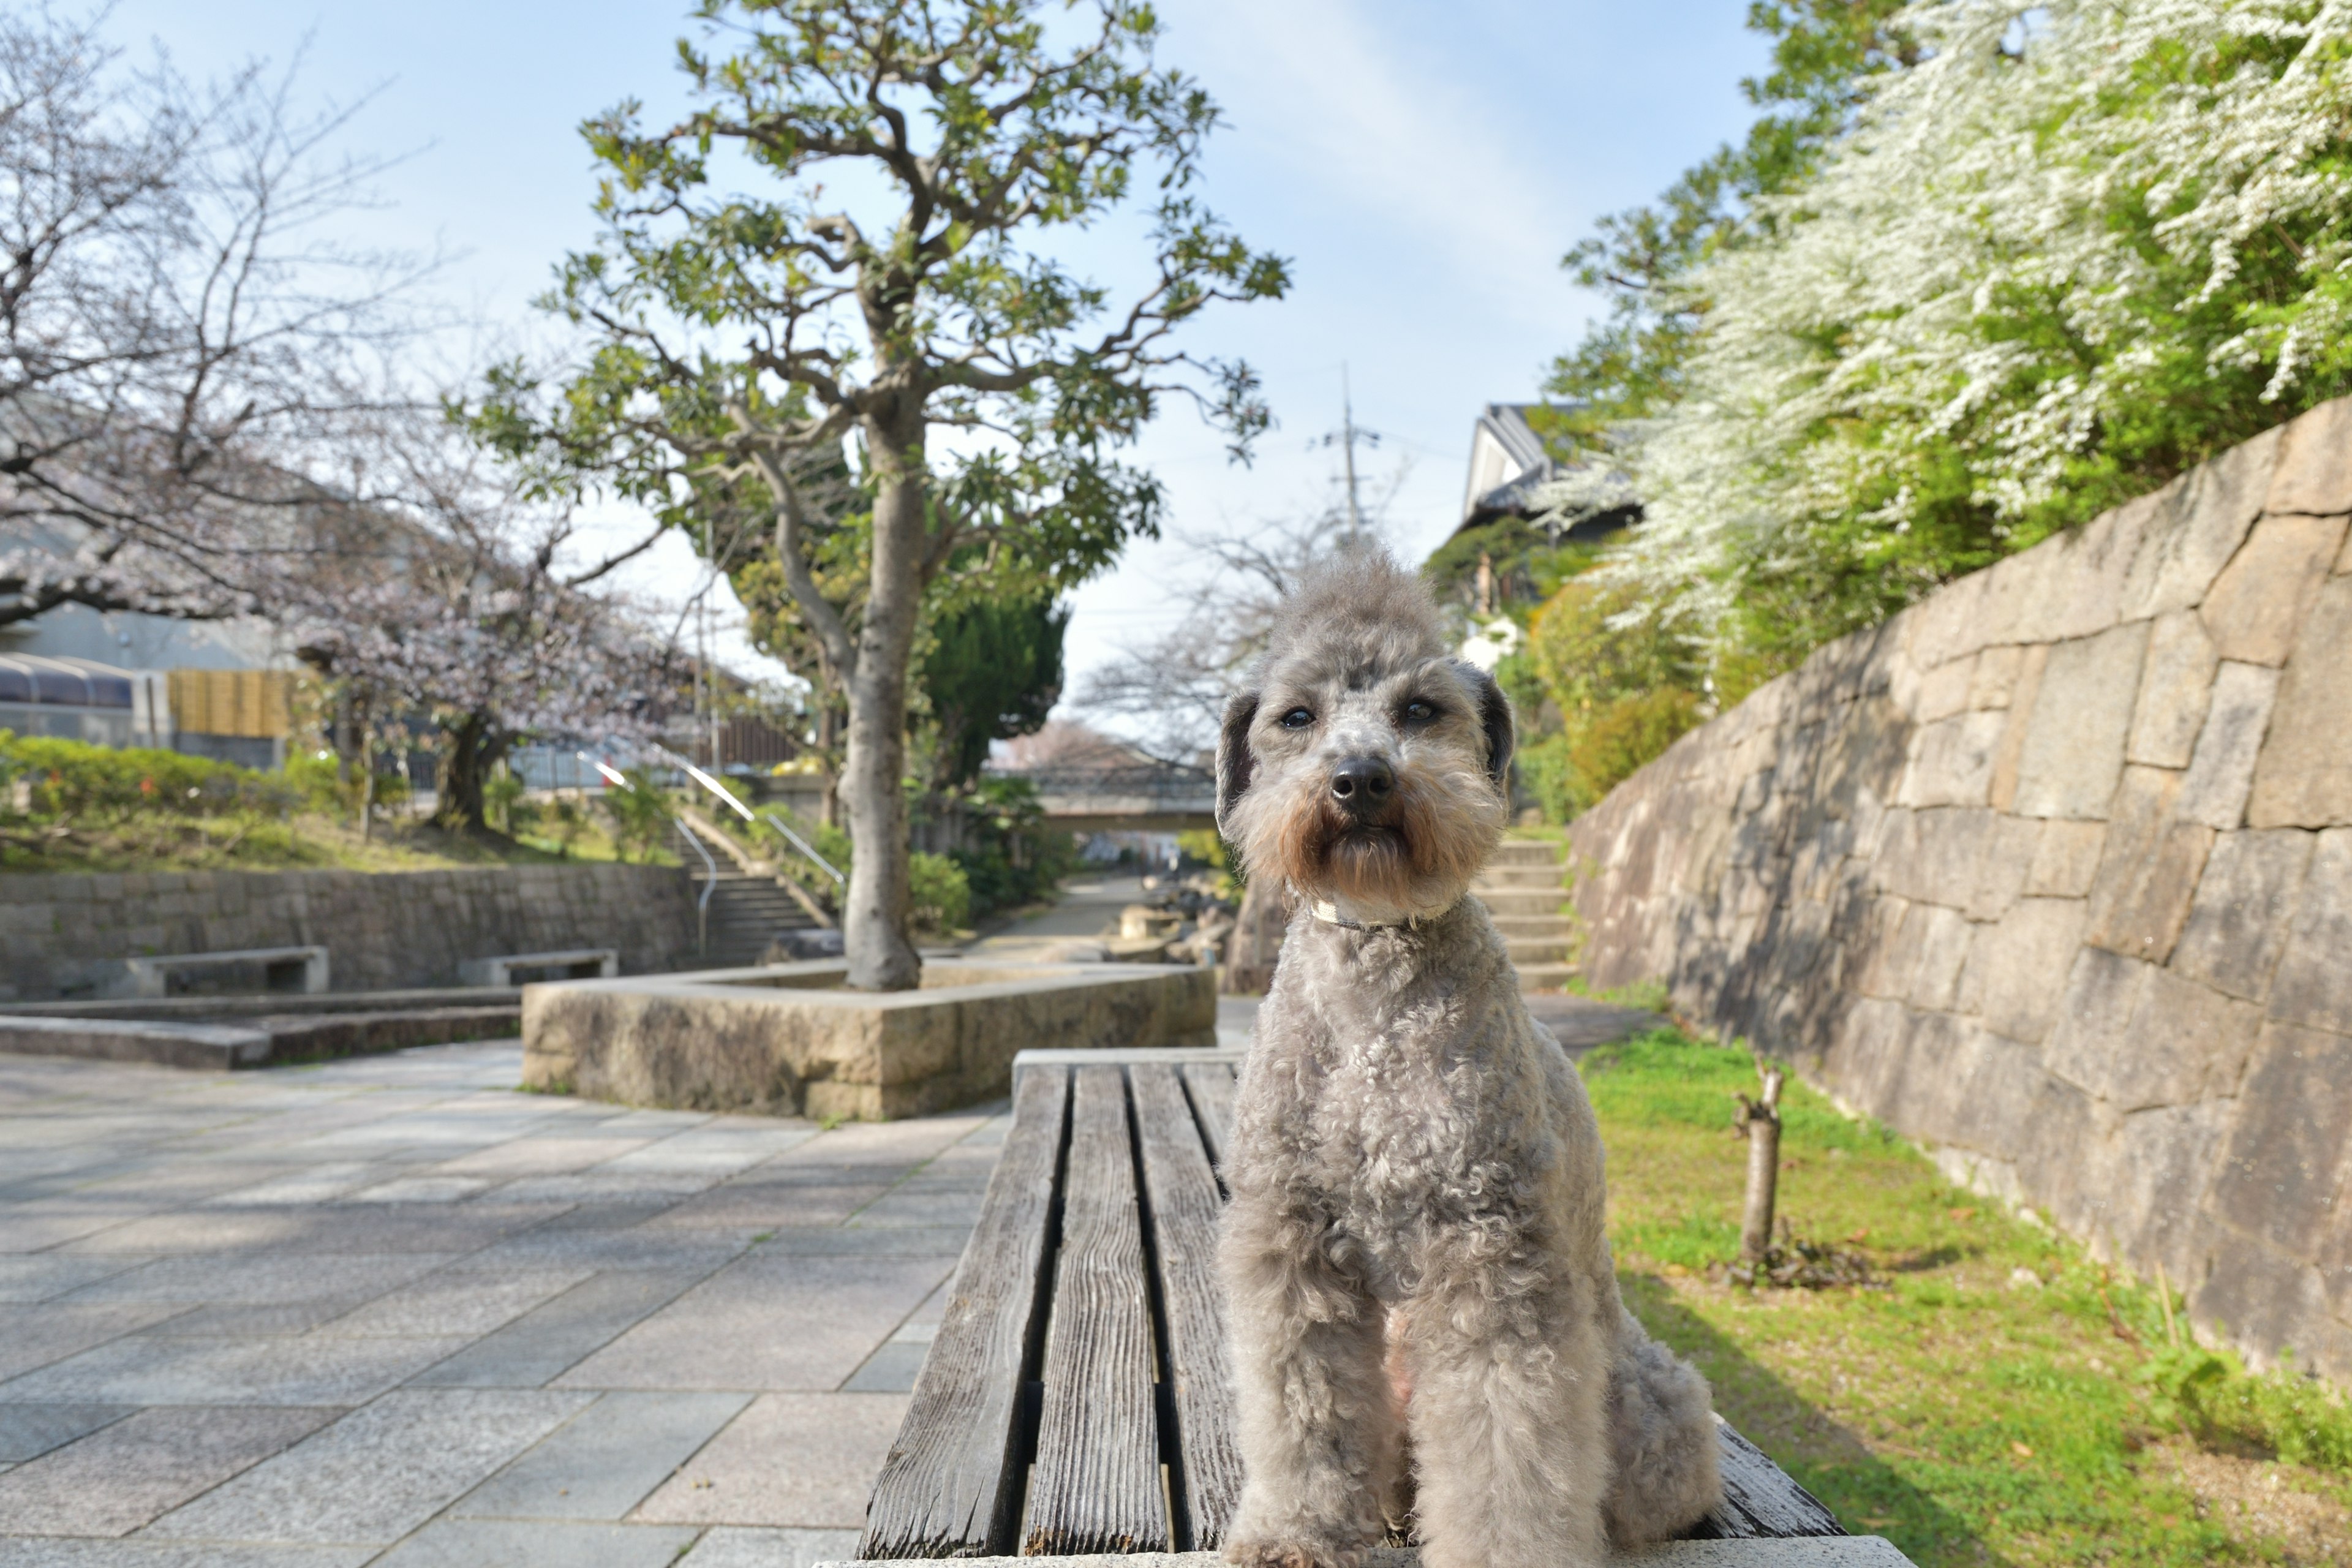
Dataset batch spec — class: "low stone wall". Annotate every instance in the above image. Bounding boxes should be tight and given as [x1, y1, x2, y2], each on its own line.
[1566, 399, 2352, 1378]
[1, 864, 699, 1000]
[522, 959, 1221, 1120]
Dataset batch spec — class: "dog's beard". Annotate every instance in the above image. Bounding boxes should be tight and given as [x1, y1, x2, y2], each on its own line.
[1239, 759, 1504, 915]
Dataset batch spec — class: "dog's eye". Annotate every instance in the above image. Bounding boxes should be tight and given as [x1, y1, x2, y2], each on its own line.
[1402, 700, 1438, 723]
[1278, 707, 1314, 730]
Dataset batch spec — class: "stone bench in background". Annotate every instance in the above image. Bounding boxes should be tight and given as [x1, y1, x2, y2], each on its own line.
[111, 943, 328, 1000]
[457, 947, 619, 986]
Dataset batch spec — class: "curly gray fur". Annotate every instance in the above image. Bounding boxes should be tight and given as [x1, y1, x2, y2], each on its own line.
[1214, 547, 1720, 1568]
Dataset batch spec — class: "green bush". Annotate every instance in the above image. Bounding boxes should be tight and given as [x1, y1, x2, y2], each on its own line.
[600, 769, 674, 862]
[0, 733, 296, 822]
[909, 850, 971, 933]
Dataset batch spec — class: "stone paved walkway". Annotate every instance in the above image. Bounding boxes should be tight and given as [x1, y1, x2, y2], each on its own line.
[0, 1039, 1003, 1566]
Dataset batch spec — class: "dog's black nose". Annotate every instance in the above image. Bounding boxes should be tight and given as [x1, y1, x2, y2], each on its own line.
[1329, 756, 1394, 812]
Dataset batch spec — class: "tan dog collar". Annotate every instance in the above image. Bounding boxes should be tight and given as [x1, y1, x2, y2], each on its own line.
[1308, 899, 1453, 932]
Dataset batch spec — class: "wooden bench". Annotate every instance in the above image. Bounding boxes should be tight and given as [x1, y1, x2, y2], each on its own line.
[859, 1047, 1857, 1561]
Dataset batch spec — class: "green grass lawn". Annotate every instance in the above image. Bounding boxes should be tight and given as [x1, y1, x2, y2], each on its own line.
[1587, 1028, 2352, 1566]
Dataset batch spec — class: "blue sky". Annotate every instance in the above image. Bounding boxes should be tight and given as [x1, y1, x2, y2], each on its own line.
[107, 0, 1771, 707]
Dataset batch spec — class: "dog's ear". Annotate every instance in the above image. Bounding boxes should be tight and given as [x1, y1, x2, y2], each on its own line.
[1458, 660, 1515, 788]
[1215, 688, 1259, 837]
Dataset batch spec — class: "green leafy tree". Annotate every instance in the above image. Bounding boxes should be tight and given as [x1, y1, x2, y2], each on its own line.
[480, 0, 1285, 989]
[1544, 1, 1915, 456]
[919, 593, 1066, 795]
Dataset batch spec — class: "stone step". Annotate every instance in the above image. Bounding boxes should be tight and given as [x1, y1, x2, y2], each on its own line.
[1476, 889, 1567, 917]
[1506, 937, 1574, 965]
[1490, 839, 1564, 866]
[1479, 864, 1567, 888]
[1490, 913, 1578, 939]
[1512, 960, 1580, 990]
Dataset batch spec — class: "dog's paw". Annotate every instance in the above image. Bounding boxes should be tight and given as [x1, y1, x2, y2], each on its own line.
[1222, 1537, 1362, 1568]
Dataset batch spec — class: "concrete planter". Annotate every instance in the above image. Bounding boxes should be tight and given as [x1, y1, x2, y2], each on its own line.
[519, 959, 1219, 1120]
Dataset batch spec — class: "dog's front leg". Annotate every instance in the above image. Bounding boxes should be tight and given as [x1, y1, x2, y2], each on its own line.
[1219, 1199, 1396, 1568]
[1399, 1275, 1610, 1568]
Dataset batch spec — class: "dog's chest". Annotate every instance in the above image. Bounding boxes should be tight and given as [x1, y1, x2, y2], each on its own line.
[1291, 1025, 1522, 1249]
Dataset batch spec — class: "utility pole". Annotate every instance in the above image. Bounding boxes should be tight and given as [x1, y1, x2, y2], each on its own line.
[1314, 363, 1381, 541]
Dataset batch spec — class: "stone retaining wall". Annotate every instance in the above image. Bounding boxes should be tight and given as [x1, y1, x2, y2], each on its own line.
[1566, 398, 2352, 1379]
[1, 863, 699, 1000]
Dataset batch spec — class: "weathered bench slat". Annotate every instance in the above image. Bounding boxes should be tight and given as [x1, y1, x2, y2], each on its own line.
[1025, 1064, 1167, 1555]
[1178, 1061, 1237, 1171]
[861, 1065, 1069, 1559]
[1698, 1421, 1847, 1539]
[1131, 1065, 1244, 1550]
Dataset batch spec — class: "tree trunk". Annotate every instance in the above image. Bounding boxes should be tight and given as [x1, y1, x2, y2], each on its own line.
[1738, 1064, 1785, 1264]
[1221, 876, 1292, 995]
[436, 712, 501, 835]
[839, 407, 927, 991]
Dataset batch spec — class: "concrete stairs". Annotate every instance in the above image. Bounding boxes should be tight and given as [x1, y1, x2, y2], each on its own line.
[1475, 838, 1577, 990]
[674, 816, 823, 968]
[695, 873, 820, 967]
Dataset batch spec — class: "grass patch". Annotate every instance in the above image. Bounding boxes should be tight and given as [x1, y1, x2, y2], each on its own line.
[0, 810, 671, 875]
[1586, 1026, 2352, 1566]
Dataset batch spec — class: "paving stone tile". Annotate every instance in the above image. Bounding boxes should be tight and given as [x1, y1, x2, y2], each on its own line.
[454, 1390, 750, 1520]
[642, 1183, 889, 1232]
[432, 1137, 654, 1178]
[344, 1177, 497, 1204]
[59, 1252, 459, 1305]
[0, 1330, 470, 1406]
[676, 1527, 862, 1568]
[203, 1164, 401, 1208]
[629, 1393, 910, 1527]
[0, 1540, 375, 1566]
[0, 1256, 145, 1305]
[0, 1305, 190, 1382]
[407, 1271, 714, 1389]
[140, 1301, 374, 1338]
[486, 1174, 714, 1205]
[843, 1189, 986, 1229]
[370, 1518, 702, 1568]
[0, 1404, 333, 1536]
[839, 1341, 926, 1393]
[143, 1389, 592, 1545]
[748, 1227, 971, 1259]
[461, 1229, 755, 1274]
[0, 1403, 132, 1462]
[595, 1128, 816, 1178]
[0, 1205, 149, 1254]
[556, 1256, 951, 1392]
[312, 1268, 592, 1338]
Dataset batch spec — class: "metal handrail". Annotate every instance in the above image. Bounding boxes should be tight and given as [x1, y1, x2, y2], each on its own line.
[675, 816, 720, 956]
[761, 810, 845, 886]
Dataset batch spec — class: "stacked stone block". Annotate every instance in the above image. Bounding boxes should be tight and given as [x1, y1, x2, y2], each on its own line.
[0, 864, 699, 1000]
[1566, 397, 2352, 1380]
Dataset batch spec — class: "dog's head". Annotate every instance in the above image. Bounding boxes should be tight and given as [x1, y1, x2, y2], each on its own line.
[1216, 546, 1513, 922]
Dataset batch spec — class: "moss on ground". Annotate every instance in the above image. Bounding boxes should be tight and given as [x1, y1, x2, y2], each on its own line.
[1586, 1027, 2352, 1566]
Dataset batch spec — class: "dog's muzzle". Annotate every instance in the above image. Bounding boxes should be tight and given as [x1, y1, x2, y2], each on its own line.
[1328, 755, 1396, 823]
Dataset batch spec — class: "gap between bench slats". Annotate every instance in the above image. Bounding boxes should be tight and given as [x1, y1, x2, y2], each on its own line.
[1178, 1061, 1237, 1171]
[860, 1065, 1068, 1559]
[1130, 1064, 1243, 1550]
[1024, 1064, 1166, 1555]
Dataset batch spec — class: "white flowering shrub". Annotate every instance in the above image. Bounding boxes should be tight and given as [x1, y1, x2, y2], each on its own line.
[1620, 0, 2352, 666]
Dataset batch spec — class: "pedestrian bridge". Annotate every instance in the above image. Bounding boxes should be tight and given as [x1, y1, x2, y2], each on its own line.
[992, 763, 1216, 833]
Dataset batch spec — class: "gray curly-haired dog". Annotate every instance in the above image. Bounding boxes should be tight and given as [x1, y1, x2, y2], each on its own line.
[1213, 549, 1721, 1568]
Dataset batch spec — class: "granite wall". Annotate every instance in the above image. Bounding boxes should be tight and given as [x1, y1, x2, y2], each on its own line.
[1, 863, 700, 1000]
[1566, 397, 2352, 1378]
